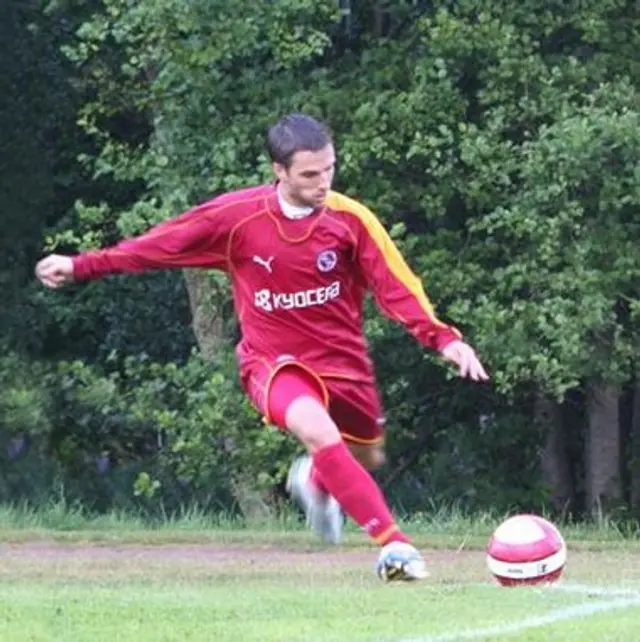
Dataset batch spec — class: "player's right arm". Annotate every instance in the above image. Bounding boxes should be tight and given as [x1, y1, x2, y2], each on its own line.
[35, 201, 231, 288]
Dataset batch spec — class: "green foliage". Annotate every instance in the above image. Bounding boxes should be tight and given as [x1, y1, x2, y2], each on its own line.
[0, 353, 52, 437]
[444, 82, 640, 397]
[52, 0, 640, 513]
[0, 347, 296, 513]
[0, 351, 58, 504]
[120, 351, 297, 498]
[370, 329, 549, 513]
[2, 0, 640, 516]
[0, 1, 76, 345]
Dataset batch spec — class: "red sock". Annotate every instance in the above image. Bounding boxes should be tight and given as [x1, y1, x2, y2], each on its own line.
[312, 442, 410, 546]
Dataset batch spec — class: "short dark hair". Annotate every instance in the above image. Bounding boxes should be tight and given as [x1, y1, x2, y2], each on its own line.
[267, 113, 333, 168]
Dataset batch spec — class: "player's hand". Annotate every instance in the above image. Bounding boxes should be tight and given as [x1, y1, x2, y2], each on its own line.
[35, 254, 75, 289]
[440, 340, 489, 381]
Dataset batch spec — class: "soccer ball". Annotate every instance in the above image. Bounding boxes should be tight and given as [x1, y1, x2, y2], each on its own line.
[486, 514, 567, 587]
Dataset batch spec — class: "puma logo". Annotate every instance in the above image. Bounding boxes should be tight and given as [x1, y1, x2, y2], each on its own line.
[252, 255, 274, 273]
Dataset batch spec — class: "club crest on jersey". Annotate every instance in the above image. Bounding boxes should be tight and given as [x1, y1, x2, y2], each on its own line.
[316, 249, 338, 273]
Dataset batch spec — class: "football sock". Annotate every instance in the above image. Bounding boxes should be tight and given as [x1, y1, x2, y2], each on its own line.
[312, 442, 410, 546]
[309, 463, 330, 495]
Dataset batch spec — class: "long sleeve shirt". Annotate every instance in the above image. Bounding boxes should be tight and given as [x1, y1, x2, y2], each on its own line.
[73, 184, 462, 381]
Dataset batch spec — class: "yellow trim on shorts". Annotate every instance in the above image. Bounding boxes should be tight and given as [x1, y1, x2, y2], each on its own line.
[263, 361, 329, 426]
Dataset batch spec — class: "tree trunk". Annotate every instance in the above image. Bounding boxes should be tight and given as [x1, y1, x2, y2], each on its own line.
[630, 379, 640, 512]
[535, 392, 573, 516]
[585, 381, 622, 521]
[182, 268, 273, 523]
[182, 269, 225, 358]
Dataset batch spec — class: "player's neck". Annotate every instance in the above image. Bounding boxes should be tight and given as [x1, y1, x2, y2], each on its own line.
[277, 185, 314, 220]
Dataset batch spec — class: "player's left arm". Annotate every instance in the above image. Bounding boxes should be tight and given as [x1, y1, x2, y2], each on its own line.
[353, 208, 489, 381]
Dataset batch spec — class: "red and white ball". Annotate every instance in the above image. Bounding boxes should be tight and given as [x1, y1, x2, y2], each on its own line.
[486, 514, 567, 587]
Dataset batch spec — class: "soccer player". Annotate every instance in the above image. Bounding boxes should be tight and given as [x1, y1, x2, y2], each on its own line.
[35, 113, 488, 581]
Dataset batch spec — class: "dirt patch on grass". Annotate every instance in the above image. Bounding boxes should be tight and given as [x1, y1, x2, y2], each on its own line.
[0, 540, 479, 566]
[0, 541, 482, 582]
[1, 542, 639, 586]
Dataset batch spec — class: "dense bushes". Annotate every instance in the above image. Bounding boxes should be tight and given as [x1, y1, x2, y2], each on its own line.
[0, 339, 551, 516]
[0, 348, 298, 514]
[2, 0, 640, 521]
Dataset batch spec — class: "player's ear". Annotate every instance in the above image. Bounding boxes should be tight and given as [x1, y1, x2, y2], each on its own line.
[272, 162, 288, 182]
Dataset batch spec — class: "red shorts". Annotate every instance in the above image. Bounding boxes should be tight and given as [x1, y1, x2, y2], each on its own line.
[241, 357, 385, 444]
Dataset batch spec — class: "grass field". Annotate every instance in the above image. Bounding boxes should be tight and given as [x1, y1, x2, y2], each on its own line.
[0, 504, 639, 641]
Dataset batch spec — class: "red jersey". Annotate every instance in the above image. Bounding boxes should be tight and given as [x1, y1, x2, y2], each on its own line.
[72, 184, 461, 382]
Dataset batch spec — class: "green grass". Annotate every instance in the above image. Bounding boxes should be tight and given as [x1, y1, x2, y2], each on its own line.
[0, 502, 639, 640]
[0, 580, 592, 642]
[0, 500, 638, 551]
[0, 542, 638, 641]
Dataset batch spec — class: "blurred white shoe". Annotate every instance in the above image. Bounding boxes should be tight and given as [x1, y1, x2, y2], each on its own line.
[376, 541, 429, 582]
[286, 455, 343, 545]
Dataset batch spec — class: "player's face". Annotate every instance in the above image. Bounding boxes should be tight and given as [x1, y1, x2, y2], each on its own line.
[274, 144, 336, 209]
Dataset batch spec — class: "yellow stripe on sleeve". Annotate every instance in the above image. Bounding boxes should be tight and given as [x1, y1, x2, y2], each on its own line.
[325, 191, 458, 333]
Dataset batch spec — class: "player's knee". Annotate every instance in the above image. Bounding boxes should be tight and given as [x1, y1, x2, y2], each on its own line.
[348, 443, 386, 471]
[285, 396, 341, 452]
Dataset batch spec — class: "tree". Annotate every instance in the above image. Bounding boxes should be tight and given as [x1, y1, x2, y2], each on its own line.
[21, 0, 640, 518]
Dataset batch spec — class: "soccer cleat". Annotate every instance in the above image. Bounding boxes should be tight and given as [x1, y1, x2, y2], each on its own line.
[376, 541, 429, 582]
[286, 455, 343, 545]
